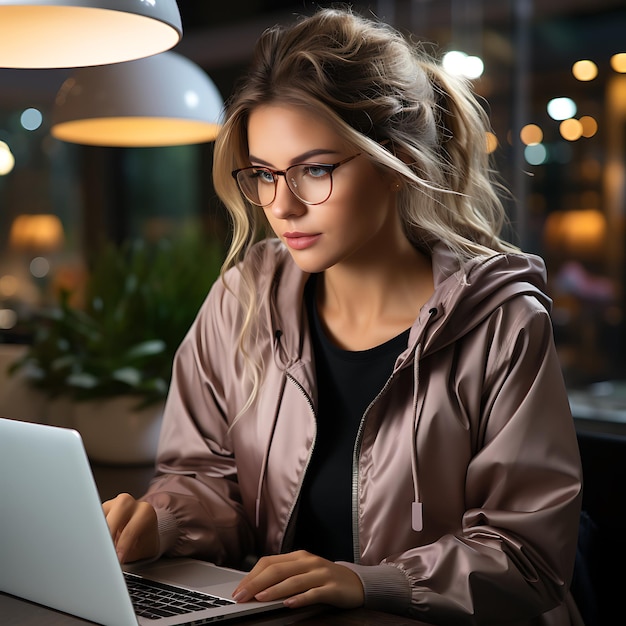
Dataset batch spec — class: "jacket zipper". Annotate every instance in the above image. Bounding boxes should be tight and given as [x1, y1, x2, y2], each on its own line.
[351, 370, 399, 563]
[278, 371, 317, 553]
[280, 354, 417, 561]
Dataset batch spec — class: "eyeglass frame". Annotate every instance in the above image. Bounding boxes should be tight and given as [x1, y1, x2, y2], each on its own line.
[231, 153, 362, 207]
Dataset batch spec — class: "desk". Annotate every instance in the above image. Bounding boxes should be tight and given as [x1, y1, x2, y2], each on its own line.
[0, 592, 429, 625]
[569, 382, 626, 436]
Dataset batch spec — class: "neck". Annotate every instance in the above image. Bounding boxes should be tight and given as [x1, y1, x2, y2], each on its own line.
[317, 240, 434, 350]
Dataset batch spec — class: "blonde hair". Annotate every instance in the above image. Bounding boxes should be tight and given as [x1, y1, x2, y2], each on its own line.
[212, 6, 518, 408]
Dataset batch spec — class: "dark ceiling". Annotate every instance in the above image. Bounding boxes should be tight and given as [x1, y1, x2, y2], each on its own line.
[173, 0, 626, 100]
[0, 1, 624, 119]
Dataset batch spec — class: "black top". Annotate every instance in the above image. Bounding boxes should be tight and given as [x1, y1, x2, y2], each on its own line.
[293, 275, 410, 561]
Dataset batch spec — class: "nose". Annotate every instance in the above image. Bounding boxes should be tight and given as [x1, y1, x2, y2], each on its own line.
[267, 174, 306, 219]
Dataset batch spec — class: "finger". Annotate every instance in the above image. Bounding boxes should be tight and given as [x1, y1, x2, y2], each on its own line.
[255, 562, 364, 610]
[254, 570, 317, 602]
[233, 552, 313, 602]
[103, 493, 136, 542]
[282, 572, 364, 610]
[102, 494, 157, 563]
[114, 501, 158, 563]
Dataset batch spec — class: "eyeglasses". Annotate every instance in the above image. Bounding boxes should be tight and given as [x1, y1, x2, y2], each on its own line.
[231, 153, 361, 207]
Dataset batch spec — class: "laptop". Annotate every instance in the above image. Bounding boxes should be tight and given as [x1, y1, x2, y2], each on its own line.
[0, 416, 288, 625]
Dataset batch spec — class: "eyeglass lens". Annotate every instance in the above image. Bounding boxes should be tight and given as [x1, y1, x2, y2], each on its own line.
[236, 164, 333, 206]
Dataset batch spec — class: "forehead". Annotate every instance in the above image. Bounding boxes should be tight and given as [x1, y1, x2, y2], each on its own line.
[246, 104, 348, 162]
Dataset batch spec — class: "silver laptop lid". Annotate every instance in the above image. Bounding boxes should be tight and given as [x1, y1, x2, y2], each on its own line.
[0, 417, 138, 626]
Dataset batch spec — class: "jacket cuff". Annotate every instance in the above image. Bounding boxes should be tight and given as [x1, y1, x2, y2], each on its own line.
[337, 562, 412, 614]
[154, 507, 179, 557]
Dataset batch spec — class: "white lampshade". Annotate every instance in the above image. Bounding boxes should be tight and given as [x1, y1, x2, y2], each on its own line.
[0, 0, 182, 68]
[51, 51, 224, 147]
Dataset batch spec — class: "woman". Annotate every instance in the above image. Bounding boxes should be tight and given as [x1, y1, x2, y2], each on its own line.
[104, 7, 583, 624]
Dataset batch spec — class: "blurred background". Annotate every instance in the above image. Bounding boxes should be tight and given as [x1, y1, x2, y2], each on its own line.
[1, 0, 625, 391]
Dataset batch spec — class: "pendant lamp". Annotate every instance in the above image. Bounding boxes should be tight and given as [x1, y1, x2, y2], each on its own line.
[0, 0, 182, 68]
[51, 51, 224, 147]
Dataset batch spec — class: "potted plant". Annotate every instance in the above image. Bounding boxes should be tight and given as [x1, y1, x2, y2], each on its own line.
[9, 231, 223, 464]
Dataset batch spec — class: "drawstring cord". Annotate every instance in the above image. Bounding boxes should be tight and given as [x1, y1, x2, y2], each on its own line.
[410, 306, 438, 532]
[257, 303, 437, 533]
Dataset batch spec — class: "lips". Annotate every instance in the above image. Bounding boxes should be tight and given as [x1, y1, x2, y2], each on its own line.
[282, 232, 321, 251]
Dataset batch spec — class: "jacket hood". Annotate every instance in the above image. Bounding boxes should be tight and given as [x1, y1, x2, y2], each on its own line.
[418, 241, 551, 356]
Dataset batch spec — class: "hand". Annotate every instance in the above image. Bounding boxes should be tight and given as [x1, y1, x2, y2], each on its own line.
[102, 493, 159, 564]
[231, 550, 365, 610]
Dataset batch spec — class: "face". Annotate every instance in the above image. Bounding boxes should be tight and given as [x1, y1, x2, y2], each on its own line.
[245, 103, 400, 274]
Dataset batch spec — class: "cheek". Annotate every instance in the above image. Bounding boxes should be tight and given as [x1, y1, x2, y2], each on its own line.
[337, 174, 391, 225]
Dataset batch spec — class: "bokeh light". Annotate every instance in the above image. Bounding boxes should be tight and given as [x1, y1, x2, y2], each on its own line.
[560, 118, 583, 141]
[572, 60, 598, 81]
[579, 116, 598, 138]
[610, 52, 626, 73]
[0, 140, 15, 175]
[30, 257, 50, 279]
[520, 124, 543, 145]
[20, 107, 43, 131]
[485, 132, 498, 153]
[524, 143, 548, 165]
[547, 97, 577, 121]
[442, 50, 484, 79]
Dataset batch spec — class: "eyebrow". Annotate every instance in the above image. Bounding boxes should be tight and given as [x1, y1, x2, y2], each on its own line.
[248, 148, 342, 168]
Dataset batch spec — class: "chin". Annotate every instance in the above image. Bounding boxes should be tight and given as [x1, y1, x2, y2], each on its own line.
[286, 251, 330, 275]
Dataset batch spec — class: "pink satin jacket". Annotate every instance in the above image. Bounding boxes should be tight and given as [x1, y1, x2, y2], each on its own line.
[143, 239, 583, 625]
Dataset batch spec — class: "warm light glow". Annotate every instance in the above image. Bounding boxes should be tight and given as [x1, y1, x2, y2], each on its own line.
[559, 118, 583, 141]
[0, 4, 181, 69]
[51, 51, 224, 147]
[9, 214, 65, 251]
[520, 124, 543, 145]
[0, 140, 15, 175]
[572, 60, 598, 81]
[579, 116, 598, 138]
[544, 210, 606, 256]
[52, 117, 222, 147]
[610, 52, 626, 73]
[0, 274, 19, 298]
[547, 97, 577, 121]
[485, 132, 498, 153]
[0, 309, 17, 330]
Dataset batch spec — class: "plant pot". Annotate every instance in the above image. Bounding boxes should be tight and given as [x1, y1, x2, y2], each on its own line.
[73, 396, 164, 466]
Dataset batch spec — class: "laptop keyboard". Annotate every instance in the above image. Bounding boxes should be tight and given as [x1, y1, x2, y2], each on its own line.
[124, 572, 235, 620]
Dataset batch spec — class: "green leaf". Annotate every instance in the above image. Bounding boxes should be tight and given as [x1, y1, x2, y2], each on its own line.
[124, 340, 167, 360]
[112, 367, 142, 387]
[67, 372, 99, 389]
[10, 230, 224, 403]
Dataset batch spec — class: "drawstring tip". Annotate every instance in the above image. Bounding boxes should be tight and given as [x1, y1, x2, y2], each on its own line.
[255, 498, 260, 528]
[412, 501, 423, 531]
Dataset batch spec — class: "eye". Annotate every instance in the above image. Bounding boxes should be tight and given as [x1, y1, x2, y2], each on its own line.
[301, 164, 331, 179]
[251, 168, 275, 184]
